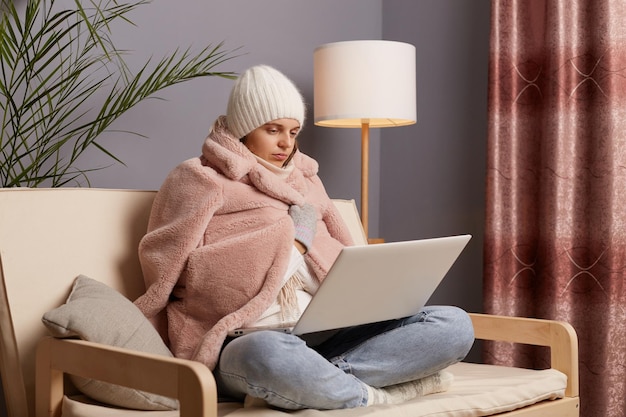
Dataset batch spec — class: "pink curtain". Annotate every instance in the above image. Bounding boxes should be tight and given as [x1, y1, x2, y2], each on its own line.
[484, 1, 626, 416]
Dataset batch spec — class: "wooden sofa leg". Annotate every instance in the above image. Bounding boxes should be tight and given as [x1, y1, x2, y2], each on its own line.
[36, 337, 63, 417]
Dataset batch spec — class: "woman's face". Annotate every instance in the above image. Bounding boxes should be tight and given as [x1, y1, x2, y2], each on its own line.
[243, 118, 300, 168]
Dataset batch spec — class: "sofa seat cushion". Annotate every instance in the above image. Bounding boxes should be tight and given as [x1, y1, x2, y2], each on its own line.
[62, 362, 566, 417]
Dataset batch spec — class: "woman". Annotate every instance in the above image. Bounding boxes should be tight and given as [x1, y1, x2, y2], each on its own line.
[134, 65, 474, 410]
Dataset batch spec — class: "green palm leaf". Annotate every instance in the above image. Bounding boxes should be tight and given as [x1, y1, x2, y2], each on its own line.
[0, 0, 239, 187]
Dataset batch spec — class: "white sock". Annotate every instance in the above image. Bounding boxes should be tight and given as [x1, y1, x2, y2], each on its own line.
[365, 371, 453, 406]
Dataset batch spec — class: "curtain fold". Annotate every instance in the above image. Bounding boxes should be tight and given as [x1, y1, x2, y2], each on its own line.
[484, 1, 626, 416]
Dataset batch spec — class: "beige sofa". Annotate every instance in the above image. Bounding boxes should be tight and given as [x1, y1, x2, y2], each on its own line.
[0, 188, 580, 417]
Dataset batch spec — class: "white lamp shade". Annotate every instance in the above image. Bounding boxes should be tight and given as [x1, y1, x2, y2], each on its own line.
[314, 40, 416, 128]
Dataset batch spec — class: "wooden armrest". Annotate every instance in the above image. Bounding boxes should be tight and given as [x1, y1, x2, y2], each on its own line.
[468, 313, 579, 398]
[36, 337, 217, 417]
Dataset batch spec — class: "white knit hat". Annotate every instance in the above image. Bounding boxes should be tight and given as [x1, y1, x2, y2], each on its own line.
[226, 65, 305, 139]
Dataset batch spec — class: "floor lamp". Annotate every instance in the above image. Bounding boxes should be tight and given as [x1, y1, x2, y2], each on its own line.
[313, 40, 417, 240]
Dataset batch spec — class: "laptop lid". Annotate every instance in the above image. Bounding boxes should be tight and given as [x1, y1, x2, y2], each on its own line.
[291, 234, 471, 335]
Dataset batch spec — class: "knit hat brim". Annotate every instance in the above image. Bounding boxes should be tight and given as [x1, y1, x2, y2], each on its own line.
[226, 65, 305, 139]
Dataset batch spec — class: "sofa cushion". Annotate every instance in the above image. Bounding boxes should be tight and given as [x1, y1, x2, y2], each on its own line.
[42, 275, 178, 411]
[62, 362, 568, 417]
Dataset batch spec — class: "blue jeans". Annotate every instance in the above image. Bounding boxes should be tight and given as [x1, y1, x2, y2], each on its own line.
[215, 305, 474, 410]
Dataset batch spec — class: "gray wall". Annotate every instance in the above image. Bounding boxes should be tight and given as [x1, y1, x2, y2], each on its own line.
[1, 1, 491, 414]
[381, 1, 490, 318]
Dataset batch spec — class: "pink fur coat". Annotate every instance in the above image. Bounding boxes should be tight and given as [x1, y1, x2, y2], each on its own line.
[134, 116, 354, 370]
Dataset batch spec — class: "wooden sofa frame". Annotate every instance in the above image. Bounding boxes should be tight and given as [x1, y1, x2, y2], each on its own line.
[0, 188, 579, 417]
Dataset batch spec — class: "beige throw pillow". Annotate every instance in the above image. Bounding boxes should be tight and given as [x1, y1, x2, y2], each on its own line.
[42, 275, 178, 411]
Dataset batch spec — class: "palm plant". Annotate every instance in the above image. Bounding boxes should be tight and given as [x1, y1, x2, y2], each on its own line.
[0, 0, 238, 187]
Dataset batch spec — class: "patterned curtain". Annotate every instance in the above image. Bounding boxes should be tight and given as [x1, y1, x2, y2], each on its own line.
[484, 1, 626, 416]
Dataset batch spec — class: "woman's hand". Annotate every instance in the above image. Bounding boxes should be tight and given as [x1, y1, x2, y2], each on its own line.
[289, 203, 317, 253]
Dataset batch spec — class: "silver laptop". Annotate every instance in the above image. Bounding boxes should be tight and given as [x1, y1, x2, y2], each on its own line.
[229, 234, 471, 337]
